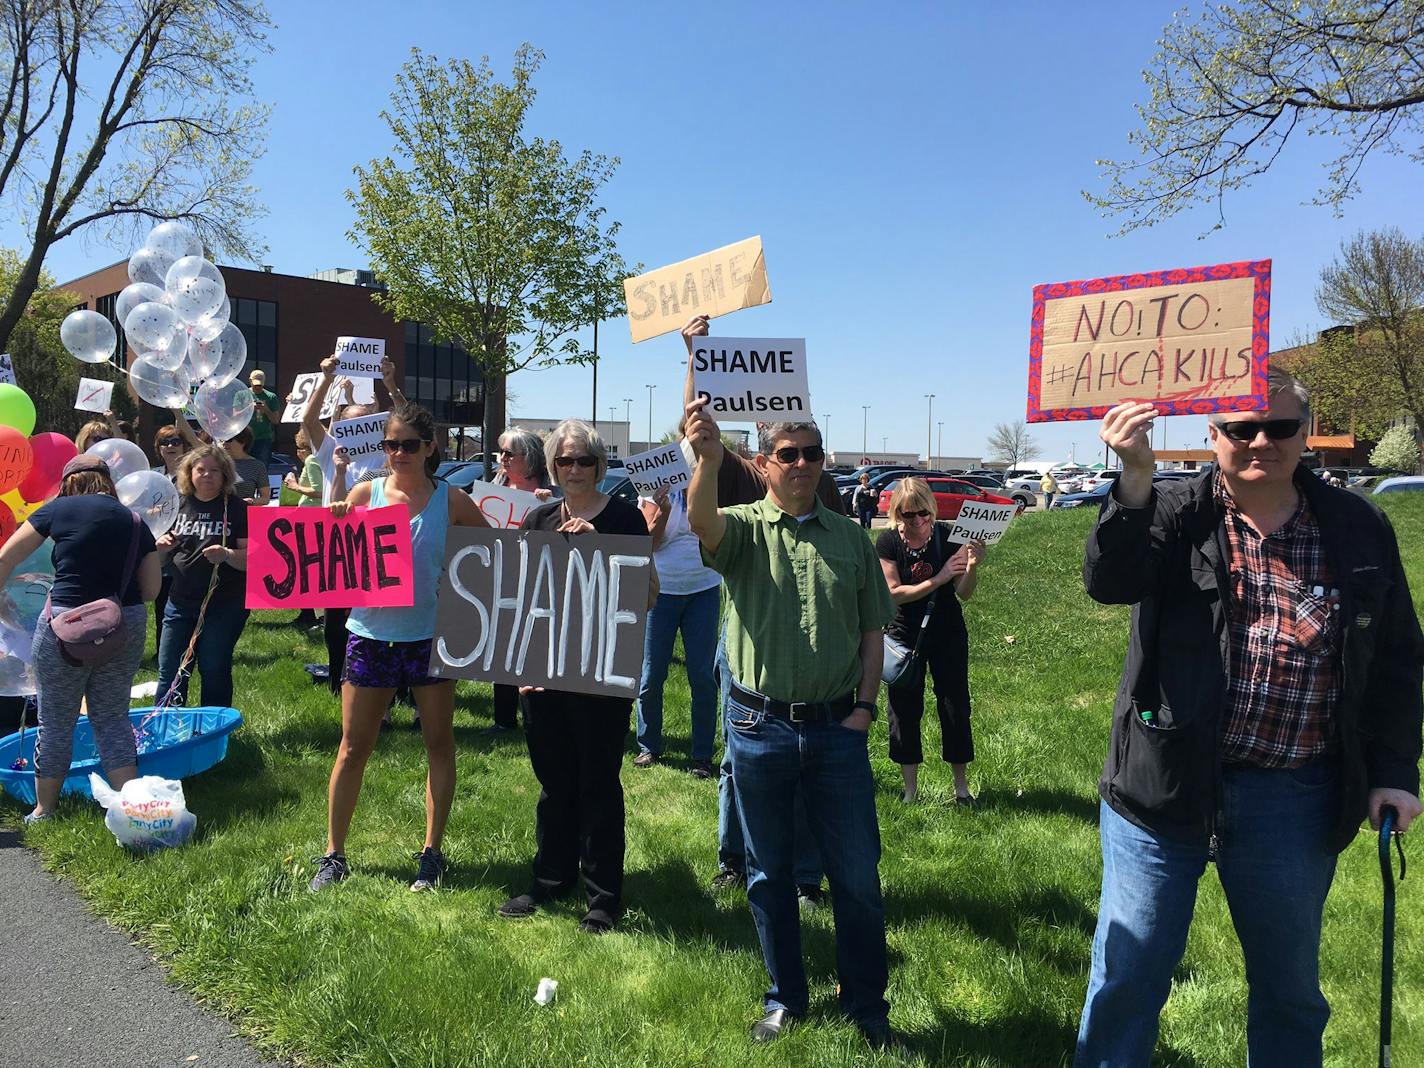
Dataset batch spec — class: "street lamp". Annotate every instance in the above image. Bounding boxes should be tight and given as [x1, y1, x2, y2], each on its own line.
[821, 413, 831, 458]
[924, 393, 935, 469]
[882, 435, 887, 453]
[645, 383, 656, 448]
[861, 405, 870, 460]
[937, 421, 943, 468]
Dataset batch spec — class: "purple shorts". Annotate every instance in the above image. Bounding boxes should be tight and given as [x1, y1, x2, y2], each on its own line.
[343, 635, 444, 689]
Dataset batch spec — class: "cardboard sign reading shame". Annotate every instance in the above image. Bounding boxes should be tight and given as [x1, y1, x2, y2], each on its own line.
[335, 336, 385, 379]
[946, 502, 1017, 546]
[330, 413, 388, 479]
[245, 505, 414, 609]
[464, 479, 544, 530]
[692, 337, 810, 420]
[429, 528, 653, 698]
[624, 236, 771, 344]
[1028, 260, 1271, 422]
[622, 443, 691, 495]
[282, 373, 374, 422]
[75, 377, 114, 414]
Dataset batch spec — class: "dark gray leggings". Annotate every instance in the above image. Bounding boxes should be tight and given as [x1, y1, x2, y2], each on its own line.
[32, 605, 147, 779]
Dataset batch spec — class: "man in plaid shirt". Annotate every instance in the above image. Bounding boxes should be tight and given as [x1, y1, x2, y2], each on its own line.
[1075, 369, 1423, 1067]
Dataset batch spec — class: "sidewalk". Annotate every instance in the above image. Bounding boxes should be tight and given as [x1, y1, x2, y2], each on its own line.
[0, 827, 279, 1068]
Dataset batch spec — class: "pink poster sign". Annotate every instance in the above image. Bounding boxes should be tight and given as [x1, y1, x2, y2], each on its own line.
[245, 505, 414, 609]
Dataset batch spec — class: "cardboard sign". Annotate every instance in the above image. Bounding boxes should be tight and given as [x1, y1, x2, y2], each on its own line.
[692, 337, 810, 419]
[429, 528, 653, 698]
[946, 501, 1017, 546]
[1028, 260, 1271, 422]
[624, 236, 771, 344]
[622, 443, 691, 496]
[282, 373, 374, 422]
[74, 377, 114, 414]
[330, 413, 388, 479]
[245, 505, 414, 609]
[336, 336, 385, 379]
[464, 479, 544, 530]
[0, 353, 14, 386]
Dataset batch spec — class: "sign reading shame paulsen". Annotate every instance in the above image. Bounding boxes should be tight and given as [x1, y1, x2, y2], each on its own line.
[624, 237, 771, 344]
[335, 336, 386, 379]
[692, 337, 810, 419]
[946, 501, 1018, 546]
[329, 413, 388, 479]
[1028, 260, 1271, 422]
[429, 528, 653, 699]
[621, 443, 691, 496]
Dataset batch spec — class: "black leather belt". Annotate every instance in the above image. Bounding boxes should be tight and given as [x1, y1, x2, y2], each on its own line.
[729, 681, 855, 724]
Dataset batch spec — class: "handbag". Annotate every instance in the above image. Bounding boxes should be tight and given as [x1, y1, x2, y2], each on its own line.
[882, 525, 945, 687]
[48, 511, 142, 667]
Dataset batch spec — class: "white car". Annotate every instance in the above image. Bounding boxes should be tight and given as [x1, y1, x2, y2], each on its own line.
[1078, 472, 1121, 493]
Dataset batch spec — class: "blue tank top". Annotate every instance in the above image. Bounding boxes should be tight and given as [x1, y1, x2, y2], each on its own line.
[347, 477, 449, 643]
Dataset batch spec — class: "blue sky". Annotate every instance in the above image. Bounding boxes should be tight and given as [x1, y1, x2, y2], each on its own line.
[17, 2, 1424, 463]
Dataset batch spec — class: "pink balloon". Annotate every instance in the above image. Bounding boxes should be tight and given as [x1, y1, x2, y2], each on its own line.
[17, 432, 77, 502]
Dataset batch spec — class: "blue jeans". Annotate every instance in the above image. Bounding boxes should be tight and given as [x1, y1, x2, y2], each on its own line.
[156, 596, 250, 708]
[250, 437, 273, 467]
[1076, 758, 1340, 1067]
[636, 587, 719, 760]
[715, 640, 823, 885]
[726, 688, 889, 1028]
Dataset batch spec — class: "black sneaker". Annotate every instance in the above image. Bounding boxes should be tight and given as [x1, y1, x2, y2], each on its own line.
[309, 852, 349, 892]
[689, 760, 715, 780]
[709, 868, 746, 892]
[797, 884, 828, 912]
[410, 847, 447, 892]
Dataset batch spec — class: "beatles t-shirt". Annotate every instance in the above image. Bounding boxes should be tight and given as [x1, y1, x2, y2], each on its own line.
[168, 493, 249, 605]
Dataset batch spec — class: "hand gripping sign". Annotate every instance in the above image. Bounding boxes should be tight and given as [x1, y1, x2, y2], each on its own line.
[245, 505, 414, 609]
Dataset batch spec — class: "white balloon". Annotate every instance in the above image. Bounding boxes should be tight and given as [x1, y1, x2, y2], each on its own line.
[144, 330, 189, 372]
[189, 321, 246, 387]
[60, 310, 117, 364]
[116, 470, 180, 536]
[194, 379, 254, 442]
[123, 301, 186, 357]
[129, 353, 192, 409]
[188, 297, 229, 344]
[85, 437, 149, 484]
[164, 255, 226, 325]
[127, 246, 173, 288]
[114, 283, 167, 331]
[145, 221, 202, 263]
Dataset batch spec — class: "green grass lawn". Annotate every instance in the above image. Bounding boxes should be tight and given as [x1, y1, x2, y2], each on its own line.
[10, 497, 1424, 1067]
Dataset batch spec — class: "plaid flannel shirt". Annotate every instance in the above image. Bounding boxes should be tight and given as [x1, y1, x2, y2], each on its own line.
[1216, 475, 1342, 767]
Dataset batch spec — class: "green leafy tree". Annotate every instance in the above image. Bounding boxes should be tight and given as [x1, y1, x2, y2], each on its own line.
[1090, 1, 1424, 233]
[1369, 424, 1421, 472]
[348, 45, 632, 461]
[0, 0, 271, 352]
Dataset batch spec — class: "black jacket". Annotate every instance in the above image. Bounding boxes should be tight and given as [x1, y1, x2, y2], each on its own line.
[1084, 465, 1423, 854]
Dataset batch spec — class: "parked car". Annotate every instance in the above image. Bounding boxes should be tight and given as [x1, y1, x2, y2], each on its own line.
[1051, 470, 1201, 508]
[841, 467, 943, 511]
[599, 472, 639, 506]
[266, 452, 300, 505]
[957, 473, 1007, 490]
[1077, 471, 1122, 493]
[1373, 476, 1424, 496]
[877, 478, 1024, 521]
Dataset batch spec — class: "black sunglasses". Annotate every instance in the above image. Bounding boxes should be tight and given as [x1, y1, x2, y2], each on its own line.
[770, 445, 826, 465]
[901, 509, 933, 519]
[381, 437, 430, 455]
[1217, 418, 1302, 443]
[497, 448, 516, 458]
[553, 455, 598, 468]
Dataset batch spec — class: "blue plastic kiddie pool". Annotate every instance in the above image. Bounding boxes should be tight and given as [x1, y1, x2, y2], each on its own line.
[0, 706, 242, 806]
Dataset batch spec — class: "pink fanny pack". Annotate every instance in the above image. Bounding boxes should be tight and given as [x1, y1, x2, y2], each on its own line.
[48, 512, 141, 667]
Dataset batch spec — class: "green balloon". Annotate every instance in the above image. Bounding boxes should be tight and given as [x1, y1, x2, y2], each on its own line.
[0, 384, 36, 435]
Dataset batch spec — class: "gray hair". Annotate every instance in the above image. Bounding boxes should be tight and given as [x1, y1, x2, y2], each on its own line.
[497, 426, 550, 488]
[1210, 367, 1311, 427]
[757, 421, 822, 456]
[544, 418, 608, 486]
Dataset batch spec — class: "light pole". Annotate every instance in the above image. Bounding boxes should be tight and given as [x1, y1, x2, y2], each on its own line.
[937, 421, 943, 468]
[645, 383, 656, 448]
[861, 405, 870, 460]
[882, 435, 887, 453]
[821, 413, 831, 458]
[623, 398, 634, 456]
[924, 393, 935, 469]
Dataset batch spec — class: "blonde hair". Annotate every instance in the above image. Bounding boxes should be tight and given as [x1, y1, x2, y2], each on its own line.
[74, 420, 111, 451]
[176, 444, 238, 496]
[888, 477, 937, 528]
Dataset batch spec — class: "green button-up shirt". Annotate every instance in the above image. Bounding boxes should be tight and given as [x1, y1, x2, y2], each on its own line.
[704, 495, 895, 704]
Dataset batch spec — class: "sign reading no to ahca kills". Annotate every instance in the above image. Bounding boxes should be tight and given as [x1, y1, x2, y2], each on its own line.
[692, 337, 810, 420]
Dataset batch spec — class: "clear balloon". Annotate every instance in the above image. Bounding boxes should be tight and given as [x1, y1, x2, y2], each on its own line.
[0, 539, 54, 696]
[116, 470, 180, 536]
[188, 321, 246, 387]
[188, 297, 229, 344]
[123, 301, 186, 358]
[85, 437, 149, 485]
[164, 255, 226, 325]
[114, 282, 167, 330]
[144, 331, 189, 373]
[128, 353, 192, 409]
[145, 220, 202, 263]
[60, 310, 117, 364]
[194, 379, 254, 442]
[127, 246, 172, 288]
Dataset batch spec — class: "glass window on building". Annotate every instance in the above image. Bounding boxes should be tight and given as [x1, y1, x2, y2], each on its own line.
[94, 293, 125, 367]
[404, 322, 484, 429]
[234, 298, 278, 384]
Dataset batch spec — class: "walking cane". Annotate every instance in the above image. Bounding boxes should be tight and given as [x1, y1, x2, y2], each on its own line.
[1379, 805, 1405, 1068]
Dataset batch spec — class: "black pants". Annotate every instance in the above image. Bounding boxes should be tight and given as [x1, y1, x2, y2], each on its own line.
[492, 683, 520, 729]
[521, 689, 630, 917]
[324, 608, 349, 694]
[885, 624, 973, 766]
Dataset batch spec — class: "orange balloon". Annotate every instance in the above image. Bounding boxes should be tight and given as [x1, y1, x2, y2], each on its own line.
[0, 426, 33, 496]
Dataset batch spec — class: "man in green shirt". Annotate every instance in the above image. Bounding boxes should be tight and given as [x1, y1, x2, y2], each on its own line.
[685, 396, 895, 1049]
[246, 369, 279, 467]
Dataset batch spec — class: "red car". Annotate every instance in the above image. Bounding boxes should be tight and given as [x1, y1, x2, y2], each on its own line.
[877, 477, 1023, 519]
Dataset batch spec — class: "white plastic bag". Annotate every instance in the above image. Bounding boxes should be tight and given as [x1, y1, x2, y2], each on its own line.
[88, 773, 197, 851]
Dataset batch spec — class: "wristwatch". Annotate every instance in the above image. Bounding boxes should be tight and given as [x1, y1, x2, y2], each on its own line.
[853, 700, 878, 721]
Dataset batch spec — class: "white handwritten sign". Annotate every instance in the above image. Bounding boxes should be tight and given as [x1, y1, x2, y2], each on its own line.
[429, 528, 653, 698]
[622, 443, 691, 496]
[283, 373, 374, 422]
[0, 353, 15, 386]
[946, 501, 1017, 546]
[75, 377, 114, 414]
[335, 336, 385, 379]
[330, 413, 387, 479]
[464, 479, 543, 530]
[693, 337, 810, 420]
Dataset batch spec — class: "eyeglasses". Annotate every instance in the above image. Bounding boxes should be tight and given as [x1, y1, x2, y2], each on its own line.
[770, 445, 826, 465]
[497, 448, 516, 458]
[553, 455, 598, 469]
[381, 437, 430, 455]
[158, 439, 183, 448]
[901, 509, 933, 519]
[1217, 418, 1303, 443]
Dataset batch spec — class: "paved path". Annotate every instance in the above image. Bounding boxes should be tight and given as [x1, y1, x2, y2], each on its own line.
[0, 828, 280, 1068]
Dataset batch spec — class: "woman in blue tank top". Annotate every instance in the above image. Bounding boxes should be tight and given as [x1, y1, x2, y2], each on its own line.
[311, 404, 489, 893]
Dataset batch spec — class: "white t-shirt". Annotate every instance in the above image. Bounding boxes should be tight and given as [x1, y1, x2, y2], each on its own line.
[315, 435, 343, 506]
[641, 489, 721, 597]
